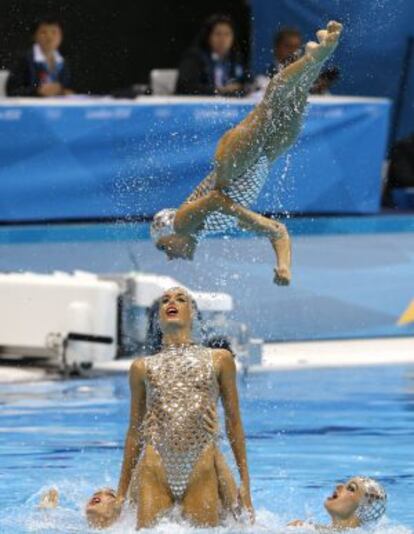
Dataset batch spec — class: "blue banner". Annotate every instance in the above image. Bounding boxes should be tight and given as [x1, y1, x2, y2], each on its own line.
[0, 97, 390, 222]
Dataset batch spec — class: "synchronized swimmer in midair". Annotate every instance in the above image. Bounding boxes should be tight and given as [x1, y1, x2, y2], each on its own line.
[151, 21, 343, 285]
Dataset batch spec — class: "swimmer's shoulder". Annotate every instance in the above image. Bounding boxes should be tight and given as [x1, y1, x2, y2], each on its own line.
[129, 357, 147, 384]
[211, 348, 236, 377]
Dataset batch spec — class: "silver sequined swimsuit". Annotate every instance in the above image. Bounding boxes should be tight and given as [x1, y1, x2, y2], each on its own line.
[142, 345, 219, 500]
[187, 154, 270, 235]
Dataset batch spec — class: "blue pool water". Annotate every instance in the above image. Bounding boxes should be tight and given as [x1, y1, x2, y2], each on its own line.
[0, 364, 413, 533]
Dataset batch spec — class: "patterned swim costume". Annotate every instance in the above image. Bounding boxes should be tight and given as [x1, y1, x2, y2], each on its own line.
[187, 154, 270, 235]
[142, 345, 219, 500]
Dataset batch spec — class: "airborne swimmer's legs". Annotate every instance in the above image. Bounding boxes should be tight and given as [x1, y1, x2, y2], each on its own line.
[157, 22, 343, 283]
[214, 21, 343, 176]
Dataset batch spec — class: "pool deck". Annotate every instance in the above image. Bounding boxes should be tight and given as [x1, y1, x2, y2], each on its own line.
[1, 336, 413, 383]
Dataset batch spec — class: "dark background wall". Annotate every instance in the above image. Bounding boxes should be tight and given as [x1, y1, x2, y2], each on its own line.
[0, 0, 251, 94]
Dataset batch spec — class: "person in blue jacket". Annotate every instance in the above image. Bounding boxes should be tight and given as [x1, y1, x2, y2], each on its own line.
[6, 16, 74, 97]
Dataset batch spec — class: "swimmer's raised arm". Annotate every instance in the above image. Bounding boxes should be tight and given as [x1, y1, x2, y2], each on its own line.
[116, 359, 146, 506]
[215, 349, 254, 522]
[174, 191, 291, 285]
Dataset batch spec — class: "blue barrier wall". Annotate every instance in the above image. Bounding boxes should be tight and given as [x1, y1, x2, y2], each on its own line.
[0, 98, 390, 221]
[251, 0, 414, 140]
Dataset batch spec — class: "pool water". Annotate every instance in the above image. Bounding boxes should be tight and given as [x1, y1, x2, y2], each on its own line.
[0, 364, 413, 533]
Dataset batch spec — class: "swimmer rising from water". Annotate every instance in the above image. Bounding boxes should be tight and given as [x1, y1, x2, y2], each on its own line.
[288, 476, 387, 531]
[113, 287, 252, 529]
[151, 21, 343, 285]
[38, 408, 239, 530]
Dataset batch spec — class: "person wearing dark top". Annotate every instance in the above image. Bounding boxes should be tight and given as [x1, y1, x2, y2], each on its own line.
[175, 14, 248, 97]
[272, 27, 303, 74]
[6, 16, 74, 97]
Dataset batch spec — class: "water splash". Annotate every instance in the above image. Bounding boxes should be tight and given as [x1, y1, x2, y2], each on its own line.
[1, 498, 412, 534]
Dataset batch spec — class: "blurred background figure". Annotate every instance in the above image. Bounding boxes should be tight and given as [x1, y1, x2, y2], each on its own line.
[6, 15, 74, 97]
[175, 13, 248, 96]
[271, 27, 303, 74]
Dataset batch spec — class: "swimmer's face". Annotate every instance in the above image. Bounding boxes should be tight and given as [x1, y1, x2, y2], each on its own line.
[85, 488, 118, 529]
[209, 22, 234, 57]
[324, 478, 365, 521]
[35, 23, 63, 53]
[156, 234, 197, 260]
[159, 288, 193, 332]
[275, 35, 302, 63]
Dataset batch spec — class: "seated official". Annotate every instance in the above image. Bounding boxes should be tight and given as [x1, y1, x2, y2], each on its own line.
[6, 16, 74, 97]
[175, 14, 248, 97]
[270, 27, 303, 75]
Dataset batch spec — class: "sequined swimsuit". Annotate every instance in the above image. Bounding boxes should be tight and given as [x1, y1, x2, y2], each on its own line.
[186, 154, 270, 235]
[142, 345, 219, 500]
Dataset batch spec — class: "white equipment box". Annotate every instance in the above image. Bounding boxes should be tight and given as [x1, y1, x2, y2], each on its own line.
[0, 270, 262, 371]
[0, 271, 119, 368]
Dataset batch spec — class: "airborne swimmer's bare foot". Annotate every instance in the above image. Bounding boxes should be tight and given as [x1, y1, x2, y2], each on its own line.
[305, 20, 343, 64]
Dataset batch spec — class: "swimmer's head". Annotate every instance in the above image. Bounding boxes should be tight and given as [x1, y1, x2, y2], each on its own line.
[85, 487, 119, 529]
[324, 476, 387, 526]
[151, 208, 177, 241]
[158, 287, 195, 334]
[151, 209, 197, 260]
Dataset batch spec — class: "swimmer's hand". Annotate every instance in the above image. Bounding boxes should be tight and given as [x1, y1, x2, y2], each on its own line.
[274, 266, 291, 286]
[305, 21, 343, 63]
[38, 488, 59, 509]
[238, 482, 255, 524]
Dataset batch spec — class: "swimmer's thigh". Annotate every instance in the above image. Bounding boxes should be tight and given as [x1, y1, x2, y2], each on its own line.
[136, 445, 173, 529]
[182, 444, 220, 527]
[214, 101, 272, 190]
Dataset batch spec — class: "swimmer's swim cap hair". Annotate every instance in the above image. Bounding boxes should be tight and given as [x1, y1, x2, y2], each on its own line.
[354, 477, 387, 524]
[150, 208, 177, 242]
